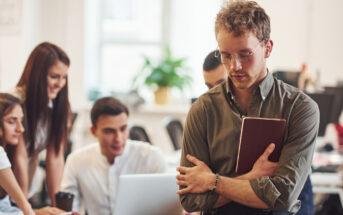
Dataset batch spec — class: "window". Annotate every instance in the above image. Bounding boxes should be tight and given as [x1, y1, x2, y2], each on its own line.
[86, 0, 167, 97]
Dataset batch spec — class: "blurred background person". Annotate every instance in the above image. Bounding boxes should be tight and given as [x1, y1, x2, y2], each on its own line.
[202, 50, 228, 90]
[10, 42, 71, 214]
[61, 96, 167, 214]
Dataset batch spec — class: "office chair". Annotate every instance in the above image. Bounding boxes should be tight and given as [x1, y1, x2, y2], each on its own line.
[306, 93, 335, 137]
[164, 118, 184, 150]
[324, 86, 343, 124]
[129, 125, 151, 144]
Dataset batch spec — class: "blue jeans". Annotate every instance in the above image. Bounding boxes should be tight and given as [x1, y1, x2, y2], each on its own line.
[296, 176, 314, 215]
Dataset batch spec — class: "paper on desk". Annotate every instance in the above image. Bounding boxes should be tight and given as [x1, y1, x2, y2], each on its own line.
[312, 151, 343, 168]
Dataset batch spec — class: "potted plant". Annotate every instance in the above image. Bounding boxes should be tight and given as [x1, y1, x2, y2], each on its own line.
[133, 47, 192, 105]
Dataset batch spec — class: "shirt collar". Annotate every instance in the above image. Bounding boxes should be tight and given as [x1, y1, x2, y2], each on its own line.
[225, 70, 274, 101]
[98, 141, 130, 166]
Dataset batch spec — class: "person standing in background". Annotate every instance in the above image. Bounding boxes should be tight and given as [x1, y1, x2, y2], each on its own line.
[202, 50, 228, 90]
[10, 42, 71, 215]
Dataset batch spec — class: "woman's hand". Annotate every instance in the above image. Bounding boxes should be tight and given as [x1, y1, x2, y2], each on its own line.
[34, 206, 65, 215]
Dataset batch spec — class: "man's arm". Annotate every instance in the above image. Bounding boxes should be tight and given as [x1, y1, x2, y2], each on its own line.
[177, 143, 277, 209]
[46, 141, 65, 206]
[249, 95, 319, 211]
[179, 94, 320, 212]
[61, 154, 81, 212]
[179, 101, 219, 212]
[212, 143, 278, 208]
[146, 146, 168, 173]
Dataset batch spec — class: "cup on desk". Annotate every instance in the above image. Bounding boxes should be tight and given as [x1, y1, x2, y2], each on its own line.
[55, 191, 74, 212]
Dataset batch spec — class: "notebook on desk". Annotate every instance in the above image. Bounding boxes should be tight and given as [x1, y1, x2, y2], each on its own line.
[114, 173, 183, 215]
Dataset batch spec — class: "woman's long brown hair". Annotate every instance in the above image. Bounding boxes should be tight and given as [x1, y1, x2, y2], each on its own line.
[17, 42, 70, 156]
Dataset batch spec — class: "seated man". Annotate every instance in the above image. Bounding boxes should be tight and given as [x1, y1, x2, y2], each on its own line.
[202, 50, 228, 89]
[61, 97, 167, 214]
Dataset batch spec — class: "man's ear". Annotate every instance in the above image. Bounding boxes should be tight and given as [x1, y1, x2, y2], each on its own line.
[90, 125, 96, 136]
[264, 40, 273, 58]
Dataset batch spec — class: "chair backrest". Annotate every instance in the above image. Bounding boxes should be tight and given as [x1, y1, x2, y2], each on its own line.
[324, 86, 343, 124]
[129, 125, 151, 144]
[306, 92, 335, 137]
[164, 118, 183, 150]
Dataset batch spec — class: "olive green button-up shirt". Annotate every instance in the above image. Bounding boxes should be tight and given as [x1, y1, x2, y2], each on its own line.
[180, 72, 319, 214]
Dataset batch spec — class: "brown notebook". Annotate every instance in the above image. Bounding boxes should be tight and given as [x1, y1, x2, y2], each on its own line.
[236, 117, 286, 175]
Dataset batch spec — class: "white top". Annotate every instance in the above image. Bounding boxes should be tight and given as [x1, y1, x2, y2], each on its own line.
[0, 147, 23, 214]
[61, 140, 167, 215]
[0, 146, 11, 170]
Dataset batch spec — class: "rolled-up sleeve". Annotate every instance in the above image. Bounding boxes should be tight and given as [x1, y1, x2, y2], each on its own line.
[179, 99, 219, 212]
[250, 94, 319, 213]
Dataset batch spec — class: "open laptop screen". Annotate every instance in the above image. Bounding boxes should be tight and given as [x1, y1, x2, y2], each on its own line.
[114, 173, 183, 215]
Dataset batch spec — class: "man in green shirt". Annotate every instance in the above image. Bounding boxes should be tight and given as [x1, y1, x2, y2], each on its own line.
[176, 1, 319, 215]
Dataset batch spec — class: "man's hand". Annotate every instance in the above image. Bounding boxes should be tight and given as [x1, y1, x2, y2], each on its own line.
[176, 154, 215, 195]
[34, 206, 65, 215]
[247, 143, 278, 179]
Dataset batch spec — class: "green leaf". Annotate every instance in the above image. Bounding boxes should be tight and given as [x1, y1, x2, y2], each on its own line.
[132, 46, 193, 91]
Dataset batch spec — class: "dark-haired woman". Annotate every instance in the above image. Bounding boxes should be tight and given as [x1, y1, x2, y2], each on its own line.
[11, 42, 71, 211]
[0, 93, 34, 215]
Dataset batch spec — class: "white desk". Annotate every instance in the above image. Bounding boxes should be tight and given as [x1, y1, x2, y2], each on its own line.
[311, 172, 343, 205]
[311, 150, 343, 206]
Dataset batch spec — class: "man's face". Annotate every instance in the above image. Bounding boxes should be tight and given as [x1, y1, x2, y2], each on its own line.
[91, 113, 129, 163]
[203, 64, 228, 89]
[216, 30, 272, 91]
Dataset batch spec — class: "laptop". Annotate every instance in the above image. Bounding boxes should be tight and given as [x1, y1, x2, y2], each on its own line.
[114, 173, 183, 215]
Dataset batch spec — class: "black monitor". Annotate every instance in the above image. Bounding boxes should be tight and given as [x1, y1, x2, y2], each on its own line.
[324, 86, 343, 124]
[306, 93, 335, 136]
[273, 71, 301, 87]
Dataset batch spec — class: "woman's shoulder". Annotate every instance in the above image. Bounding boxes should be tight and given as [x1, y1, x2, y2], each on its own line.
[0, 146, 11, 170]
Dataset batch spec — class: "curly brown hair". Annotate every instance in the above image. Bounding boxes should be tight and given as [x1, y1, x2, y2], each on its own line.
[215, 1, 270, 42]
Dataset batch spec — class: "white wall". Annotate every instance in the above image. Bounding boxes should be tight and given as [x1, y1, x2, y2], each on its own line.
[169, 0, 223, 96]
[0, 0, 87, 110]
[309, 0, 343, 85]
[0, 0, 39, 91]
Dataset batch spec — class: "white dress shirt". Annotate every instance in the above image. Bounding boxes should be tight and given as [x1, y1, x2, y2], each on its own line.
[61, 140, 167, 215]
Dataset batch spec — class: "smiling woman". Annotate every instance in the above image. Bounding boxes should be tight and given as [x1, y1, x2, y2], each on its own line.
[9, 42, 72, 211]
[46, 61, 68, 100]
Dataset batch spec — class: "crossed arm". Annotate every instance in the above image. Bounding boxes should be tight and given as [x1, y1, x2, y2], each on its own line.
[177, 143, 278, 209]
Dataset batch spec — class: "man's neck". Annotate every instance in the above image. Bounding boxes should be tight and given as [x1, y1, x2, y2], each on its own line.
[107, 157, 115, 165]
[233, 87, 254, 115]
